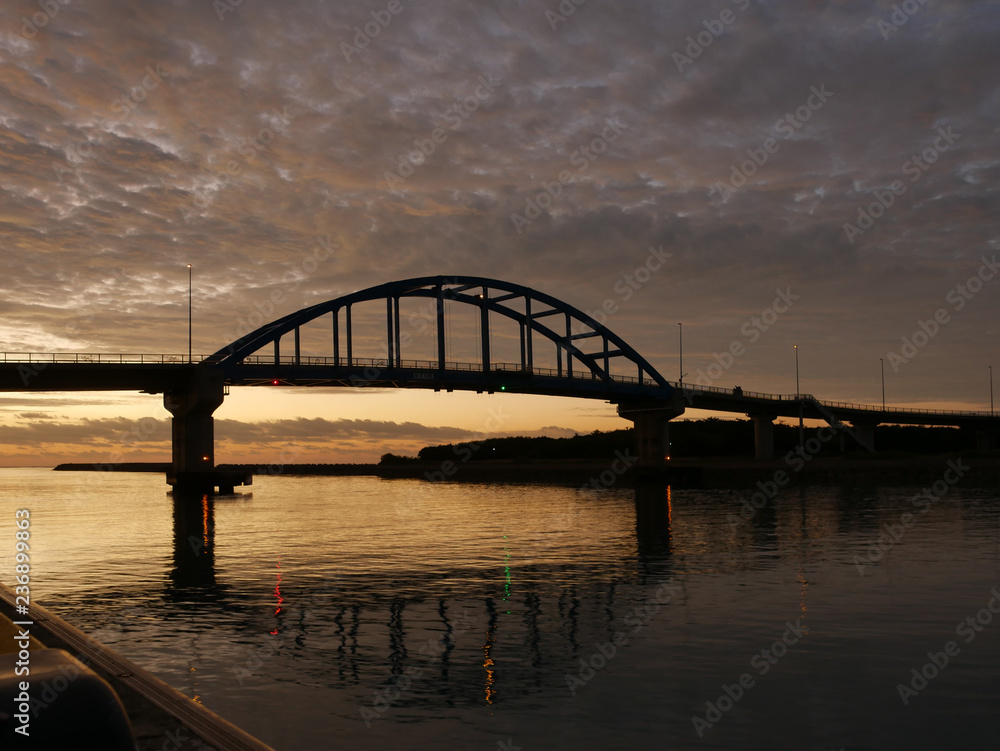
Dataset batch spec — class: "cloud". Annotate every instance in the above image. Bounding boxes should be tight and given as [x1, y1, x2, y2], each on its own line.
[0, 416, 168, 447]
[215, 417, 478, 444]
[0, 0, 996, 442]
[0, 396, 128, 410]
[0, 414, 477, 447]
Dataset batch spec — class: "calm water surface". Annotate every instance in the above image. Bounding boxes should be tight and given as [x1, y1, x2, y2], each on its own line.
[2, 467, 999, 750]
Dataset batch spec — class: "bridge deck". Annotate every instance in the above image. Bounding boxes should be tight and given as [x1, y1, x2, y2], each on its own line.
[1, 353, 997, 428]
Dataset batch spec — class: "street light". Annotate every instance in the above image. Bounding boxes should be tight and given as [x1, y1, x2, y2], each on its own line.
[678, 322, 683, 385]
[187, 264, 192, 363]
[991, 365, 994, 416]
[794, 344, 800, 396]
[795, 345, 803, 450]
[880, 358, 885, 411]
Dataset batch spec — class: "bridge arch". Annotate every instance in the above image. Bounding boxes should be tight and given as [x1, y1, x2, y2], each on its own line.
[206, 275, 669, 389]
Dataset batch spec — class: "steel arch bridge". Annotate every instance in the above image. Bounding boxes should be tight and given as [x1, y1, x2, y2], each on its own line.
[3, 274, 999, 493]
[204, 275, 676, 401]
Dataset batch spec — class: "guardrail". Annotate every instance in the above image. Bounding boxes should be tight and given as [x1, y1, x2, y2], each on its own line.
[1, 353, 208, 364]
[668, 381, 993, 418]
[4, 353, 995, 419]
[240, 355, 657, 384]
[667, 380, 804, 401]
[806, 396, 990, 418]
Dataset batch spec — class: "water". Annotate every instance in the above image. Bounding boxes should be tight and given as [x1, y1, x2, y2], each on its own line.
[2, 467, 999, 750]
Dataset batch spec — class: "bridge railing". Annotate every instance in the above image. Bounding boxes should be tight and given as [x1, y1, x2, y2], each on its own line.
[668, 380, 993, 418]
[0, 351, 658, 387]
[806, 397, 990, 418]
[668, 381, 805, 401]
[5, 353, 993, 418]
[493, 362, 661, 386]
[239, 355, 663, 386]
[1, 353, 208, 364]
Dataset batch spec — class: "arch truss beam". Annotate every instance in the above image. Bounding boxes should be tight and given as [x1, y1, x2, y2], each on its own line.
[206, 276, 669, 391]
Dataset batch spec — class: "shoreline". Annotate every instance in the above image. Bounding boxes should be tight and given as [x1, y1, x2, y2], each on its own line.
[48, 455, 1000, 488]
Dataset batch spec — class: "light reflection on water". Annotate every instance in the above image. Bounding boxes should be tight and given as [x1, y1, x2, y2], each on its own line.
[2, 468, 1000, 750]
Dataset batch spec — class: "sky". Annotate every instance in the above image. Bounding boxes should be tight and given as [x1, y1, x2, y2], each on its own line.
[0, 0, 998, 465]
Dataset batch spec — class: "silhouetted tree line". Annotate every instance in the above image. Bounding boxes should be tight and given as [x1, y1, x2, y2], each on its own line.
[380, 418, 976, 463]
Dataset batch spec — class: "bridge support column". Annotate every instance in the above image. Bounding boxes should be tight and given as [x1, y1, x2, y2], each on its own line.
[617, 399, 685, 469]
[849, 422, 877, 452]
[164, 369, 249, 494]
[750, 414, 776, 460]
[976, 430, 997, 452]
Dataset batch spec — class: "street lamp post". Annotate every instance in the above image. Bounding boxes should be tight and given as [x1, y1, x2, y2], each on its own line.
[678, 322, 683, 385]
[187, 264, 192, 364]
[880, 358, 885, 411]
[991, 365, 994, 416]
[795, 345, 803, 450]
[794, 344, 799, 396]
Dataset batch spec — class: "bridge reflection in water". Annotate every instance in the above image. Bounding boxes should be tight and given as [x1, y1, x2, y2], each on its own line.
[163, 482, 677, 708]
[171, 493, 217, 591]
[11, 466, 999, 749]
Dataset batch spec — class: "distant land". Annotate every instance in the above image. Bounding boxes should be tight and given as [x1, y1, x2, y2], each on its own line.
[50, 419, 999, 487]
[389, 419, 980, 461]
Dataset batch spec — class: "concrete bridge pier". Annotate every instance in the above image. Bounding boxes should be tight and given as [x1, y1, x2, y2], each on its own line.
[976, 430, 997, 452]
[163, 368, 250, 495]
[850, 421, 877, 452]
[617, 399, 685, 468]
[750, 414, 777, 460]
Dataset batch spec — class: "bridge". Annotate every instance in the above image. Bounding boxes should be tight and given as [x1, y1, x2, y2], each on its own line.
[2, 275, 997, 492]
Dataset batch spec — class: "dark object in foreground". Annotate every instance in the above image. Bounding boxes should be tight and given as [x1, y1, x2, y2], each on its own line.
[0, 649, 136, 750]
[0, 583, 275, 751]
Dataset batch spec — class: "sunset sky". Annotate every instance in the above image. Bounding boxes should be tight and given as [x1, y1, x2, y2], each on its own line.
[0, 0, 998, 465]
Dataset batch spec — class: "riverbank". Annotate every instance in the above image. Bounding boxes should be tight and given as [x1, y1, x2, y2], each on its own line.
[51, 454, 1000, 487]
